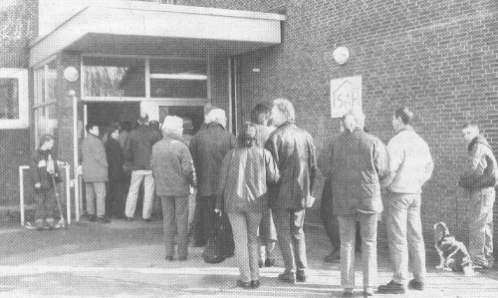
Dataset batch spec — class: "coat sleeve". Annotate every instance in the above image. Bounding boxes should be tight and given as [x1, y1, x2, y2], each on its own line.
[265, 135, 280, 167]
[459, 144, 492, 188]
[30, 152, 41, 186]
[150, 144, 158, 176]
[422, 145, 434, 185]
[383, 137, 403, 187]
[215, 152, 231, 211]
[307, 135, 318, 193]
[96, 140, 108, 168]
[373, 138, 390, 183]
[264, 149, 280, 184]
[180, 144, 195, 185]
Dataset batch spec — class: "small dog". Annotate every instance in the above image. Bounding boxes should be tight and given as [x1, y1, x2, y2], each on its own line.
[433, 222, 474, 276]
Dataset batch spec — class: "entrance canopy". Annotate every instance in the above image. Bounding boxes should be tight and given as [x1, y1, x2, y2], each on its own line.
[30, 3, 285, 66]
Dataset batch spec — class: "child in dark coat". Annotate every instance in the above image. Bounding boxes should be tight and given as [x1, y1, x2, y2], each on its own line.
[30, 134, 62, 230]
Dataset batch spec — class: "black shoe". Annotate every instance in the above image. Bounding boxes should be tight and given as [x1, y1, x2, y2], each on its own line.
[144, 217, 152, 222]
[408, 279, 424, 291]
[88, 215, 97, 222]
[265, 258, 276, 267]
[378, 280, 405, 294]
[236, 280, 252, 289]
[278, 271, 296, 284]
[342, 289, 353, 297]
[125, 216, 134, 222]
[258, 261, 264, 268]
[296, 270, 307, 282]
[97, 216, 110, 224]
[251, 280, 260, 289]
[165, 256, 173, 261]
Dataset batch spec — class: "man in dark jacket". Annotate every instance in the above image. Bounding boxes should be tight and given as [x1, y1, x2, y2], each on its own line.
[123, 114, 161, 221]
[105, 125, 126, 218]
[459, 123, 497, 269]
[189, 108, 236, 246]
[328, 110, 389, 296]
[265, 98, 317, 284]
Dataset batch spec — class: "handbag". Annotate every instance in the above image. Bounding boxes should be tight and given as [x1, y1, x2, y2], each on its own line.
[202, 212, 234, 264]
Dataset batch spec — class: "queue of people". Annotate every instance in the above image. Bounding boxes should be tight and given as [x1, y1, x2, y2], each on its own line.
[30, 97, 497, 296]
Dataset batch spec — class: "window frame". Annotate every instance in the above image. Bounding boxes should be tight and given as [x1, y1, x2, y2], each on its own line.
[33, 59, 58, 148]
[0, 68, 29, 129]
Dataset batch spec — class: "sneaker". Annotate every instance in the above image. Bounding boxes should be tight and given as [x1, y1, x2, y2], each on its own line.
[342, 288, 353, 297]
[296, 270, 307, 282]
[278, 271, 296, 284]
[324, 250, 340, 263]
[236, 280, 252, 289]
[377, 280, 406, 294]
[250, 280, 260, 289]
[408, 279, 424, 291]
[265, 258, 276, 267]
[97, 216, 110, 224]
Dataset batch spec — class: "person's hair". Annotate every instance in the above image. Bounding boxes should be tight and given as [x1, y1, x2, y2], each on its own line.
[251, 103, 271, 125]
[206, 108, 227, 128]
[462, 122, 479, 130]
[85, 123, 98, 132]
[394, 107, 414, 125]
[138, 113, 149, 125]
[149, 120, 160, 130]
[238, 122, 257, 147]
[342, 109, 365, 130]
[38, 134, 55, 149]
[272, 98, 295, 123]
[162, 116, 184, 135]
[120, 121, 132, 132]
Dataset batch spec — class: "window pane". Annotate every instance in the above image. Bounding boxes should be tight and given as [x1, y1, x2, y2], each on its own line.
[34, 68, 45, 105]
[83, 57, 145, 97]
[0, 78, 19, 119]
[151, 79, 207, 98]
[35, 104, 58, 146]
[47, 61, 57, 102]
[150, 59, 207, 98]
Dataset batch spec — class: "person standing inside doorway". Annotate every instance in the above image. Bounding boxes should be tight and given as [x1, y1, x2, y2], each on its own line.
[105, 125, 127, 218]
[265, 98, 318, 284]
[378, 107, 434, 294]
[124, 114, 161, 221]
[81, 123, 110, 223]
[458, 123, 497, 269]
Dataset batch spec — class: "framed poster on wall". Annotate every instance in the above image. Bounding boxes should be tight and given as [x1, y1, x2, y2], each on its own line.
[330, 75, 362, 118]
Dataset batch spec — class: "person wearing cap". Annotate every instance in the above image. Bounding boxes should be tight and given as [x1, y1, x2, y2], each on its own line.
[189, 108, 236, 246]
[328, 109, 389, 297]
[123, 114, 161, 221]
[215, 122, 279, 289]
[378, 107, 434, 294]
[30, 134, 62, 230]
[151, 116, 195, 261]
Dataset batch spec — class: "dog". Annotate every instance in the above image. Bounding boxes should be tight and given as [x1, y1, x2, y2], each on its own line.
[433, 222, 474, 276]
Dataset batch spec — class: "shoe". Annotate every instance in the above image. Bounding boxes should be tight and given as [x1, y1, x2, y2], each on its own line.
[296, 270, 307, 282]
[377, 280, 405, 294]
[278, 271, 296, 284]
[88, 215, 97, 222]
[165, 256, 173, 261]
[34, 219, 45, 231]
[258, 261, 264, 268]
[408, 279, 424, 291]
[251, 280, 260, 289]
[342, 288, 353, 297]
[265, 258, 276, 267]
[236, 280, 252, 289]
[144, 217, 152, 222]
[324, 250, 340, 263]
[125, 216, 134, 222]
[97, 216, 110, 224]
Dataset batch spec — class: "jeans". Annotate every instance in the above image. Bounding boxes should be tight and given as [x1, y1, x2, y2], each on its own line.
[273, 208, 307, 273]
[228, 211, 263, 282]
[338, 212, 378, 290]
[34, 189, 56, 220]
[161, 196, 189, 259]
[468, 187, 495, 267]
[124, 170, 155, 219]
[85, 182, 106, 217]
[386, 193, 426, 285]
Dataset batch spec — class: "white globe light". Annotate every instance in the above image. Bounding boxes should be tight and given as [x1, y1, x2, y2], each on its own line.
[63, 66, 79, 82]
[333, 46, 350, 65]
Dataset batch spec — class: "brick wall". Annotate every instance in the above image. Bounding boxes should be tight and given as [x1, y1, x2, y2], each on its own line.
[181, 0, 498, 248]
[0, 0, 37, 208]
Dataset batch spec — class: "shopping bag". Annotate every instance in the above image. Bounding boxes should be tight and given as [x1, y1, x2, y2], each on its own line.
[202, 212, 234, 263]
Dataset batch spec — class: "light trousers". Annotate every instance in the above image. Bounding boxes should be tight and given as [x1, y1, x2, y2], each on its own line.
[124, 170, 155, 219]
[85, 182, 106, 217]
[386, 193, 426, 284]
[468, 187, 495, 267]
[338, 212, 378, 290]
[228, 211, 263, 282]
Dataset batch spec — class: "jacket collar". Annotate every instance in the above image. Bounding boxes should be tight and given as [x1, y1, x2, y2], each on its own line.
[207, 122, 225, 130]
[163, 133, 183, 142]
[395, 125, 413, 135]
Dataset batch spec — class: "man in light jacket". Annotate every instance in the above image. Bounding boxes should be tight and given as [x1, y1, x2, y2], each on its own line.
[265, 98, 317, 284]
[458, 123, 497, 269]
[379, 107, 434, 294]
[328, 110, 389, 297]
[81, 123, 109, 223]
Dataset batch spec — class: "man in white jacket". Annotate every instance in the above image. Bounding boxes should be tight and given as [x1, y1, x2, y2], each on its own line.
[378, 107, 434, 294]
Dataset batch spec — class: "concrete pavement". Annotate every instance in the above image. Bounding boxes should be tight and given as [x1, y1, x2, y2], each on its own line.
[0, 219, 497, 297]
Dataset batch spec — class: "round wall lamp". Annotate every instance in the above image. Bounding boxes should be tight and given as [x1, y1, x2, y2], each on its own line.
[63, 66, 79, 82]
[333, 46, 350, 65]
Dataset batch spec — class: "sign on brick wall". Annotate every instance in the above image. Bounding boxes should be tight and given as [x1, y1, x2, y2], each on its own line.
[330, 75, 362, 118]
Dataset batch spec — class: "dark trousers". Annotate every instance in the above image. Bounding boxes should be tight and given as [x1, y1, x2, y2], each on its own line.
[273, 208, 308, 273]
[192, 195, 216, 246]
[107, 180, 127, 218]
[34, 189, 56, 221]
[161, 196, 189, 259]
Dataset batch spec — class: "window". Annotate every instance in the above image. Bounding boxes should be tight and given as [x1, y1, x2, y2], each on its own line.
[83, 56, 145, 97]
[150, 59, 207, 98]
[0, 68, 28, 129]
[33, 60, 58, 147]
